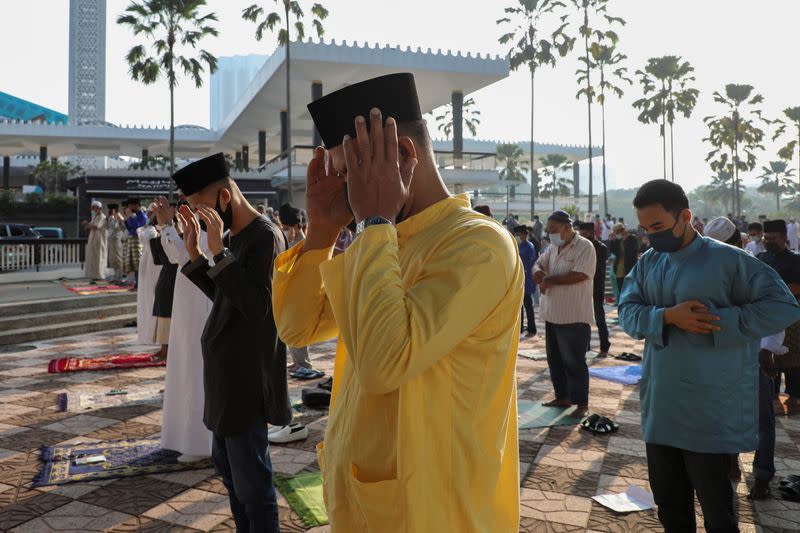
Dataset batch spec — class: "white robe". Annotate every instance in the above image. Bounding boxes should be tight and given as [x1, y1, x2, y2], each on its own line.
[159, 226, 213, 456]
[788, 222, 799, 251]
[136, 225, 162, 344]
[84, 213, 107, 280]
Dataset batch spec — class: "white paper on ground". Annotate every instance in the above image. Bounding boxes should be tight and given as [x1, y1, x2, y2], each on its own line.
[592, 486, 656, 513]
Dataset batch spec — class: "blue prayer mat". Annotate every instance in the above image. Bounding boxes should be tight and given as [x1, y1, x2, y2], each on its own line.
[34, 438, 211, 486]
[589, 364, 642, 385]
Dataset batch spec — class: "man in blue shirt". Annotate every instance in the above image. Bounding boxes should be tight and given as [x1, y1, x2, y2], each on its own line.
[513, 224, 537, 337]
[122, 197, 148, 287]
[618, 180, 800, 532]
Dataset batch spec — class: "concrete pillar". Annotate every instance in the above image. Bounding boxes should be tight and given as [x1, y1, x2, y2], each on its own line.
[311, 81, 323, 147]
[242, 145, 249, 171]
[452, 91, 464, 169]
[39, 146, 47, 163]
[573, 162, 580, 202]
[280, 110, 289, 157]
[141, 148, 149, 163]
[3, 156, 10, 189]
[235, 151, 242, 171]
[258, 130, 266, 166]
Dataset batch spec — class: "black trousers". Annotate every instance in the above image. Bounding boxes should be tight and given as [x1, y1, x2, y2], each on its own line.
[616, 276, 626, 298]
[593, 288, 610, 352]
[646, 443, 738, 533]
[545, 322, 590, 405]
[521, 292, 536, 334]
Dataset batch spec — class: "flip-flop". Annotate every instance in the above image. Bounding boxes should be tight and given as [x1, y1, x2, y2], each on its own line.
[778, 479, 800, 502]
[541, 399, 572, 408]
[290, 368, 325, 380]
[780, 474, 800, 487]
[615, 352, 642, 362]
[580, 414, 619, 435]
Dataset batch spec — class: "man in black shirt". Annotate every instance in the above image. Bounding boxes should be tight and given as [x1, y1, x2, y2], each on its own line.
[578, 222, 611, 356]
[174, 153, 290, 532]
[758, 219, 800, 414]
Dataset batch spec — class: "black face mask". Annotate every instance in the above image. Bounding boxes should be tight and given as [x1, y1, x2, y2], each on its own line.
[199, 191, 233, 233]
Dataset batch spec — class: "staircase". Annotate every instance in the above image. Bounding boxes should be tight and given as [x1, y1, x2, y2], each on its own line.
[0, 292, 137, 345]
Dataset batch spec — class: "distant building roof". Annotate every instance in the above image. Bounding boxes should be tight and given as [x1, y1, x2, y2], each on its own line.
[0, 91, 68, 124]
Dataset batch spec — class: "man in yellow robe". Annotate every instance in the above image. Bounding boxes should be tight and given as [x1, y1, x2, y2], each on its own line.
[272, 73, 523, 532]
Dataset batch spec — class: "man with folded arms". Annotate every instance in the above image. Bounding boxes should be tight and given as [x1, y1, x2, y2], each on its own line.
[619, 180, 800, 531]
[272, 73, 523, 532]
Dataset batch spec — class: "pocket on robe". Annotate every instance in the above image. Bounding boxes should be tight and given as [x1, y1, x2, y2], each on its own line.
[349, 463, 405, 532]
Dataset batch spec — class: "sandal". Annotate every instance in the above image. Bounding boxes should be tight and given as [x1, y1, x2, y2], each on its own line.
[580, 414, 619, 434]
[615, 352, 642, 362]
[290, 368, 326, 380]
[780, 474, 800, 487]
[778, 478, 800, 502]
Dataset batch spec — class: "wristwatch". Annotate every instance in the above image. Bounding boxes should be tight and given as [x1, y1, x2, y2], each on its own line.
[356, 216, 393, 235]
[213, 248, 231, 264]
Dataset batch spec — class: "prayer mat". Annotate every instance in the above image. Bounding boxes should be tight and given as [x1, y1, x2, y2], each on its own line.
[48, 353, 164, 373]
[57, 386, 164, 412]
[519, 349, 547, 360]
[274, 472, 329, 527]
[517, 400, 580, 429]
[67, 284, 130, 296]
[589, 364, 642, 385]
[33, 438, 212, 486]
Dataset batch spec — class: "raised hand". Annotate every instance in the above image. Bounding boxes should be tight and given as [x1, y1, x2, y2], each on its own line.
[153, 196, 174, 226]
[303, 146, 351, 251]
[343, 108, 418, 225]
[176, 204, 202, 261]
[196, 205, 224, 256]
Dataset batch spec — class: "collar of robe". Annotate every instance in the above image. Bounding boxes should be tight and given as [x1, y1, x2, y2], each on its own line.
[396, 193, 471, 245]
[665, 233, 704, 264]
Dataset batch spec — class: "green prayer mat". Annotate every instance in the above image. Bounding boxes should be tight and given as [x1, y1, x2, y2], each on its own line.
[274, 472, 328, 527]
[518, 400, 580, 429]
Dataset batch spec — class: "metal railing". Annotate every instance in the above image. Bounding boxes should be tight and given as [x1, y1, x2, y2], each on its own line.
[257, 145, 499, 175]
[0, 239, 86, 272]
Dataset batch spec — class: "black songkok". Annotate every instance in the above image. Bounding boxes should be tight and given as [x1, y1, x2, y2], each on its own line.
[307, 73, 422, 148]
[764, 219, 787, 234]
[578, 222, 595, 231]
[172, 153, 229, 196]
[279, 203, 301, 226]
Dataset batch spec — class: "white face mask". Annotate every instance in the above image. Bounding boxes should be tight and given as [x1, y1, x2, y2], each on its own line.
[549, 232, 565, 247]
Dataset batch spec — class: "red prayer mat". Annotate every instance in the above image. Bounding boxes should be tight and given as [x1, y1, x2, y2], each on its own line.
[48, 353, 164, 374]
[66, 285, 130, 296]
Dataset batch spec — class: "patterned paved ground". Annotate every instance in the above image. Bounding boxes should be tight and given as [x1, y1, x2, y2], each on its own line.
[0, 308, 799, 532]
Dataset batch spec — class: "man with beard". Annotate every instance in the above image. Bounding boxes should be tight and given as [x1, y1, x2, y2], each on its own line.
[272, 73, 523, 532]
[173, 154, 291, 532]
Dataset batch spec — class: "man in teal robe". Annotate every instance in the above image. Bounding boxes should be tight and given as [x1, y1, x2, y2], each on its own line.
[618, 179, 800, 533]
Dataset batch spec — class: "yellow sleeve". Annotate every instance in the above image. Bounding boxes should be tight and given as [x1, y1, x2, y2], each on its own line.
[321, 223, 521, 395]
[272, 241, 340, 347]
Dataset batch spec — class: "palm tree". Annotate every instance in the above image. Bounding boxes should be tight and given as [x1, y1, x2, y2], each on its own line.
[30, 160, 85, 195]
[632, 56, 699, 181]
[773, 106, 800, 186]
[569, 0, 624, 213]
[243, 1, 328, 203]
[498, 0, 573, 220]
[581, 42, 630, 216]
[757, 160, 797, 211]
[497, 143, 530, 217]
[435, 97, 481, 139]
[704, 84, 765, 216]
[538, 154, 573, 210]
[117, 0, 218, 188]
[128, 154, 170, 170]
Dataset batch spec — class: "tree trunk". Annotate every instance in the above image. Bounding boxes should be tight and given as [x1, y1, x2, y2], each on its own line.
[506, 185, 510, 219]
[285, 1, 293, 203]
[584, 7, 593, 213]
[552, 173, 556, 212]
[530, 68, 536, 220]
[669, 121, 675, 182]
[601, 99, 608, 217]
[169, 78, 175, 201]
[661, 117, 667, 180]
[777, 179, 781, 211]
